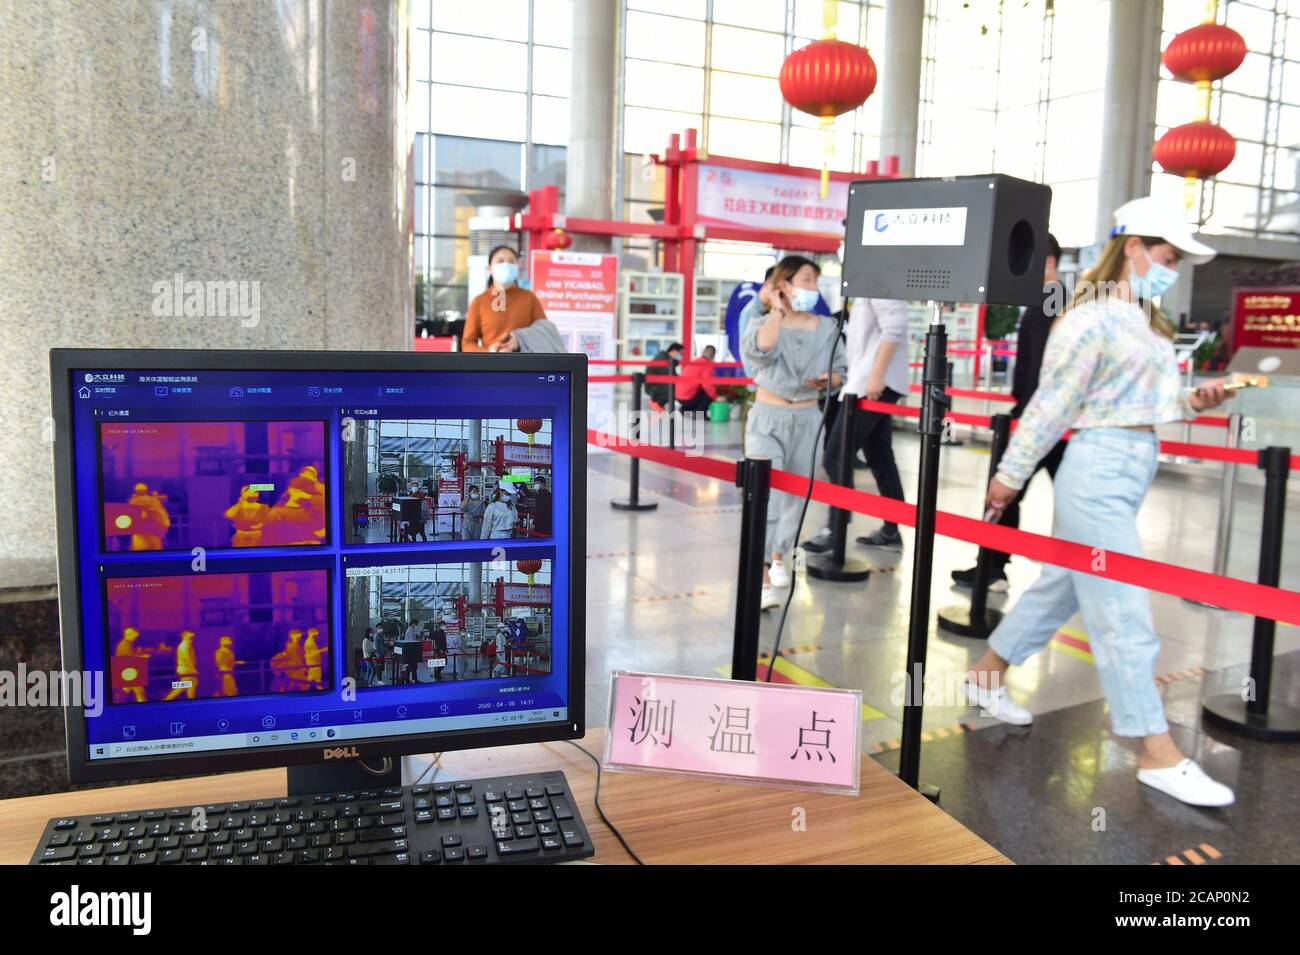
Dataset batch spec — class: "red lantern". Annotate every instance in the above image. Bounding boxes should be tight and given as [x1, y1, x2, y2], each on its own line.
[779, 38, 877, 198]
[779, 39, 877, 118]
[516, 418, 543, 446]
[1153, 121, 1236, 179]
[543, 228, 572, 251]
[516, 558, 543, 591]
[1162, 23, 1247, 83]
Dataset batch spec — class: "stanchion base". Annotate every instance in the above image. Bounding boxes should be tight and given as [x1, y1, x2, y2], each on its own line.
[1202, 695, 1300, 742]
[805, 554, 872, 582]
[936, 605, 1004, 639]
[918, 783, 941, 804]
[610, 499, 658, 512]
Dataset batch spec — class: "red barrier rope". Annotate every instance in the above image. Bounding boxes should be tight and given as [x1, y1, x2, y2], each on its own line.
[586, 428, 1300, 625]
[589, 359, 745, 368]
[860, 399, 1279, 469]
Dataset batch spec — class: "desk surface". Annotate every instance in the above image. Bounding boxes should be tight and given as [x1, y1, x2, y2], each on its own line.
[0, 729, 1007, 865]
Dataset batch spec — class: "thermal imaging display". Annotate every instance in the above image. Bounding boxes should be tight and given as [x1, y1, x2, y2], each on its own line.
[100, 420, 329, 551]
[64, 365, 572, 762]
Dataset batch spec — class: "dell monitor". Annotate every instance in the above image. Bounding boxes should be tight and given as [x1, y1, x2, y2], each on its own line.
[49, 349, 586, 795]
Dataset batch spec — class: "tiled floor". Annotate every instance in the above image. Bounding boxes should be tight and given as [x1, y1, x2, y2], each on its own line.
[584, 405, 1300, 864]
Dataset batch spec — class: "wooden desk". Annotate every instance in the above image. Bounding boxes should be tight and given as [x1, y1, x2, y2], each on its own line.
[0, 729, 1007, 865]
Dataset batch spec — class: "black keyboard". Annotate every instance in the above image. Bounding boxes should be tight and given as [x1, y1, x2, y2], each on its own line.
[30, 770, 595, 865]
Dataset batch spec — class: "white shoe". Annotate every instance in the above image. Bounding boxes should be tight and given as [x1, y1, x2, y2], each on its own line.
[964, 680, 1033, 725]
[760, 586, 780, 610]
[1137, 759, 1235, 807]
[767, 560, 792, 589]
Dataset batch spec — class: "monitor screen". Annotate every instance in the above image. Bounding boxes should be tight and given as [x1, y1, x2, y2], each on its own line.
[53, 352, 583, 779]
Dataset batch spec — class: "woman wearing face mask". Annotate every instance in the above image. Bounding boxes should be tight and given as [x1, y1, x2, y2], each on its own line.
[461, 246, 548, 352]
[461, 485, 485, 540]
[741, 255, 846, 610]
[964, 196, 1237, 807]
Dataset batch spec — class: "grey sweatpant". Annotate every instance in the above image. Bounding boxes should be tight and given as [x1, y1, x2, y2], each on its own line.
[744, 402, 823, 560]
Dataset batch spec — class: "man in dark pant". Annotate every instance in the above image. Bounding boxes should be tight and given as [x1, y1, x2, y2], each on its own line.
[953, 232, 1062, 591]
[802, 296, 911, 553]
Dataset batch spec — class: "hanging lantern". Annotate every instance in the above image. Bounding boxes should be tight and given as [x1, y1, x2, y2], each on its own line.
[1153, 121, 1236, 179]
[516, 558, 543, 592]
[516, 418, 543, 446]
[543, 228, 572, 251]
[1162, 23, 1246, 83]
[779, 36, 876, 197]
[1158, 10, 1244, 210]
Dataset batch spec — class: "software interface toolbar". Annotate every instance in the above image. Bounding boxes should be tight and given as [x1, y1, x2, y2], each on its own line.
[67, 368, 572, 761]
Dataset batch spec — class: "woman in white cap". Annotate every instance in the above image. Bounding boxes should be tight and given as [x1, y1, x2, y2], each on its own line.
[480, 483, 517, 539]
[963, 195, 1238, 807]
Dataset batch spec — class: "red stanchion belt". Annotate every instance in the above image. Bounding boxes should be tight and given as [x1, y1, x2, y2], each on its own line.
[586, 429, 1300, 625]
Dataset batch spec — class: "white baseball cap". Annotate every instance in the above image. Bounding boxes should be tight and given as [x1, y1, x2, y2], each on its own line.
[1111, 196, 1216, 265]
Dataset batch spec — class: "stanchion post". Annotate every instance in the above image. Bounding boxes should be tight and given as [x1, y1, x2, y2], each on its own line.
[731, 457, 771, 681]
[937, 413, 1012, 638]
[1202, 445, 1300, 741]
[668, 356, 679, 449]
[1185, 412, 1243, 607]
[610, 371, 659, 512]
[806, 394, 871, 582]
[898, 304, 949, 800]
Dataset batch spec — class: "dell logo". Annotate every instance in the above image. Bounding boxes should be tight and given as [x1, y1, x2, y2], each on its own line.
[323, 746, 360, 760]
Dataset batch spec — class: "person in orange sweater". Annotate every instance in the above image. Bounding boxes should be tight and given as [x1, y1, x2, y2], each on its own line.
[461, 246, 548, 352]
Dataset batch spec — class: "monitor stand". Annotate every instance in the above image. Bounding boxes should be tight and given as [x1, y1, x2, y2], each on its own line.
[286, 756, 401, 796]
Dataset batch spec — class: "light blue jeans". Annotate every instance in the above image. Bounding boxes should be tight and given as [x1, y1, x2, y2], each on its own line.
[988, 427, 1168, 738]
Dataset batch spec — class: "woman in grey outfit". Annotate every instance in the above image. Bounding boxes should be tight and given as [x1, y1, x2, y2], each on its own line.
[741, 255, 846, 610]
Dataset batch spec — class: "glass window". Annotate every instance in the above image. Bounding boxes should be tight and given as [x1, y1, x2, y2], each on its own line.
[624, 106, 703, 154]
[710, 71, 783, 123]
[430, 33, 528, 91]
[430, 84, 528, 140]
[533, 0, 573, 47]
[707, 117, 781, 163]
[532, 45, 571, 97]
[531, 95, 570, 145]
[625, 60, 705, 112]
[433, 0, 529, 41]
[793, 1, 865, 42]
[432, 137, 522, 188]
[628, 0, 706, 17]
[625, 11, 705, 66]
[710, 24, 786, 76]
[713, 0, 786, 33]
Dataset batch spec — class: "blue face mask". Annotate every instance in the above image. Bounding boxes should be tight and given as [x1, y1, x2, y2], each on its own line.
[790, 287, 820, 312]
[491, 261, 519, 286]
[1130, 247, 1178, 300]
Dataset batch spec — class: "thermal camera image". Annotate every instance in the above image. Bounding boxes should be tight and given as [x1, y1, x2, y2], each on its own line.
[342, 417, 553, 544]
[105, 569, 331, 704]
[99, 420, 328, 552]
[345, 556, 552, 688]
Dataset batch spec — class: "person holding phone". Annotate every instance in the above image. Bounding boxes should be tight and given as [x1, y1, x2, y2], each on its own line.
[741, 255, 846, 610]
[964, 196, 1236, 807]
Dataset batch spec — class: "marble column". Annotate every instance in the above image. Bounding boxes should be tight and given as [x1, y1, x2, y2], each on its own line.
[0, 0, 413, 569]
[565, 0, 619, 252]
[1095, 0, 1163, 241]
[880, 0, 924, 177]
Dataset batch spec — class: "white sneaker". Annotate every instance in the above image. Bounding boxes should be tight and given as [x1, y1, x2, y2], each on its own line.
[1137, 759, 1235, 807]
[964, 680, 1033, 725]
[760, 586, 780, 610]
[767, 560, 792, 589]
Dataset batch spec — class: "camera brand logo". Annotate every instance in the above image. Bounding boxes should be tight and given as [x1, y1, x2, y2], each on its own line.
[49, 885, 151, 935]
[874, 212, 889, 232]
[323, 745, 361, 760]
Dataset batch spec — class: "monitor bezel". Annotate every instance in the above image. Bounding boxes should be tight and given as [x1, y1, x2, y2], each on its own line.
[50, 348, 588, 784]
